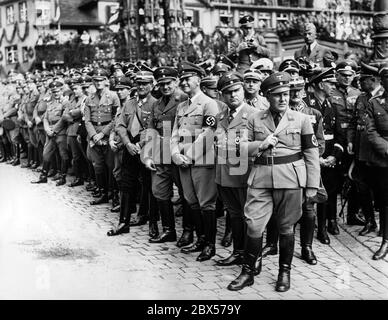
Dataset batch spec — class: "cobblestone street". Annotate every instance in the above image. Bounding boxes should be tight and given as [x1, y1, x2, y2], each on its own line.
[0, 163, 387, 300]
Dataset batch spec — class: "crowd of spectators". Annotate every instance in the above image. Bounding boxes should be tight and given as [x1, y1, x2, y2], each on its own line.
[277, 11, 373, 46]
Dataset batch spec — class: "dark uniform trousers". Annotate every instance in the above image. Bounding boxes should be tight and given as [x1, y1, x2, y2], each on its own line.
[330, 86, 361, 220]
[366, 91, 388, 248]
[241, 107, 319, 289]
[116, 94, 159, 224]
[43, 134, 69, 173]
[84, 88, 120, 193]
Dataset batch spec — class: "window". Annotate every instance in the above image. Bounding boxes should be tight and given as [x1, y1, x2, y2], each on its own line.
[6, 46, 18, 64]
[19, 2, 27, 23]
[6, 5, 15, 25]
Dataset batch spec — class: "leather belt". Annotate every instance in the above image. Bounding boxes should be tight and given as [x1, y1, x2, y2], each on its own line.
[92, 121, 110, 126]
[254, 152, 303, 165]
[324, 134, 334, 140]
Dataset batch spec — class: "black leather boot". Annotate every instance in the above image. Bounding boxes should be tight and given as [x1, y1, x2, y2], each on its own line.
[373, 207, 388, 260]
[359, 218, 378, 236]
[150, 200, 176, 243]
[221, 211, 232, 247]
[181, 235, 206, 253]
[149, 221, 159, 239]
[227, 235, 263, 291]
[197, 210, 217, 261]
[317, 204, 330, 244]
[86, 180, 96, 191]
[217, 215, 245, 266]
[130, 215, 149, 226]
[378, 209, 385, 237]
[107, 192, 131, 236]
[56, 174, 66, 186]
[328, 219, 340, 235]
[69, 178, 84, 187]
[262, 215, 278, 257]
[347, 214, 365, 226]
[300, 210, 317, 265]
[177, 229, 194, 248]
[181, 208, 205, 253]
[31, 171, 48, 184]
[275, 233, 294, 292]
[90, 191, 109, 205]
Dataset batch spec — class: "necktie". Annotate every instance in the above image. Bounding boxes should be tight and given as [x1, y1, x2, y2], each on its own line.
[306, 45, 311, 56]
[188, 98, 192, 106]
[229, 108, 236, 123]
[273, 112, 281, 127]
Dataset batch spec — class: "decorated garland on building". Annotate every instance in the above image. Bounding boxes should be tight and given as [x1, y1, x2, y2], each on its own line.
[0, 21, 30, 47]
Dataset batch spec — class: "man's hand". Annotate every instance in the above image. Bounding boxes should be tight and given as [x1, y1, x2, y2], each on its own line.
[35, 117, 42, 125]
[259, 134, 278, 151]
[109, 139, 118, 152]
[126, 142, 140, 156]
[144, 158, 156, 171]
[305, 188, 318, 202]
[347, 142, 354, 155]
[46, 129, 54, 137]
[27, 120, 33, 128]
[93, 132, 104, 143]
[172, 153, 189, 167]
[77, 135, 82, 144]
[324, 155, 336, 168]
[319, 157, 326, 167]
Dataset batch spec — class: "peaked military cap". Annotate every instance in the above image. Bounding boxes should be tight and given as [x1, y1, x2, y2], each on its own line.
[49, 80, 64, 92]
[69, 78, 81, 89]
[378, 61, 388, 77]
[92, 68, 109, 80]
[79, 75, 92, 88]
[261, 72, 291, 95]
[243, 69, 263, 81]
[153, 67, 178, 84]
[336, 60, 358, 75]
[115, 77, 132, 89]
[217, 71, 243, 92]
[200, 76, 218, 89]
[135, 71, 154, 83]
[359, 62, 379, 79]
[216, 54, 236, 70]
[212, 63, 231, 76]
[289, 76, 305, 90]
[309, 67, 337, 84]
[178, 61, 206, 79]
[239, 14, 254, 27]
[251, 58, 274, 72]
[279, 59, 300, 74]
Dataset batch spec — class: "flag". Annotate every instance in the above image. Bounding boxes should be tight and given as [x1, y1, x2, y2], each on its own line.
[107, 5, 120, 25]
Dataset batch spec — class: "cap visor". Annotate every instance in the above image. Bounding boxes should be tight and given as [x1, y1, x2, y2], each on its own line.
[221, 82, 243, 92]
[157, 77, 175, 84]
[268, 85, 290, 94]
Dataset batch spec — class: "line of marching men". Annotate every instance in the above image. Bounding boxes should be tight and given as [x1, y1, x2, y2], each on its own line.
[1, 55, 388, 293]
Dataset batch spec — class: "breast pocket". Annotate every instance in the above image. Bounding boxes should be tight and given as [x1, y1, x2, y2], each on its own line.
[285, 127, 301, 146]
[253, 127, 267, 140]
[188, 114, 203, 127]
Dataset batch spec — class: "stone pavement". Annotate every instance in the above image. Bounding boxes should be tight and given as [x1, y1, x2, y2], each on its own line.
[0, 163, 387, 300]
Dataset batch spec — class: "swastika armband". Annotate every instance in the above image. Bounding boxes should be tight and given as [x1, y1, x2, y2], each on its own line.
[301, 134, 318, 149]
[203, 115, 216, 128]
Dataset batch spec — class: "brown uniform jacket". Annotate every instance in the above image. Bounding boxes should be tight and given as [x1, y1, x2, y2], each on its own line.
[170, 91, 219, 166]
[116, 93, 157, 146]
[215, 102, 257, 188]
[366, 90, 388, 167]
[246, 107, 320, 189]
[84, 88, 120, 141]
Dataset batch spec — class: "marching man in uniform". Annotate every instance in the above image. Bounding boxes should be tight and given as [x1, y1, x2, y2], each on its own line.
[227, 72, 320, 293]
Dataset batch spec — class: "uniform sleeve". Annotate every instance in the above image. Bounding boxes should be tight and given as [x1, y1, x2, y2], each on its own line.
[101, 91, 120, 137]
[185, 98, 218, 164]
[247, 113, 262, 156]
[170, 107, 181, 157]
[301, 114, 320, 189]
[333, 104, 346, 160]
[84, 98, 97, 138]
[347, 95, 360, 146]
[116, 103, 132, 147]
[61, 102, 73, 123]
[314, 111, 325, 156]
[53, 101, 69, 134]
[366, 102, 388, 158]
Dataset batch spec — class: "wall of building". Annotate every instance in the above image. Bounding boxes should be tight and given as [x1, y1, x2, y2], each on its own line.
[0, 0, 39, 74]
